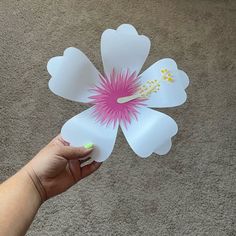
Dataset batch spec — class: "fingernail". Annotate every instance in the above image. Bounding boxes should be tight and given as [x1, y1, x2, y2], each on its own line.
[83, 143, 94, 149]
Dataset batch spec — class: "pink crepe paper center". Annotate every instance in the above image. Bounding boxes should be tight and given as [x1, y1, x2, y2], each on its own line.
[89, 69, 146, 128]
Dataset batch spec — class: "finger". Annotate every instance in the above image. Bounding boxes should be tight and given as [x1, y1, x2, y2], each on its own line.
[68, 160, 81, 182]
[67, 158, 93, 182]
[80, 157, 91, 164]
[61, 146, 93, 160]
[58, 136, 70, 146]
[81, 161, 102, 179]
[50, 134, 70, 146]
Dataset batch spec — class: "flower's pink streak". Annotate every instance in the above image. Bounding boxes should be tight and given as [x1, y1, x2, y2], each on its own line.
[89, 69, 146, 128]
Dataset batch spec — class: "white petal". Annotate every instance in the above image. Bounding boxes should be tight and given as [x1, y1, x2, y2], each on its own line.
[139, 58, 189, 108]
[47, 56, 63, 75]
[121, 107, 178, 158]
[61, 107, 118, 162]
[155, 139, 172, 155]
[117, 24, 138, 35]
[48, 47, 101, 103]
[178, 70, 189, 89]
[101, 24, 150, 75]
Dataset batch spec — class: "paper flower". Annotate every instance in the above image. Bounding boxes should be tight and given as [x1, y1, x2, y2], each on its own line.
[47, 24, 189, 162]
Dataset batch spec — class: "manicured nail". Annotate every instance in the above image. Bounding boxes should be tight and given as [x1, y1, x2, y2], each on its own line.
[83, 143, 94, 149]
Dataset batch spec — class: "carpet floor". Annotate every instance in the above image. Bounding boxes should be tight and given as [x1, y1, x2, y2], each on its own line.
[0, 0, 235, 235]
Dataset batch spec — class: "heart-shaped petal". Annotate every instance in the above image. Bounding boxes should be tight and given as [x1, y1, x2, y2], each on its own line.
[48, 47, 101, 103]
[61, 106, 119, 162]
[101, 24, 150, 75]
[121, 106, 178, 157]
[139, 58, 189, 108]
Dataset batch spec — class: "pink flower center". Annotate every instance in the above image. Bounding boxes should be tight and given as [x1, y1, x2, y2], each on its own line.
[89, 70, 146, 128]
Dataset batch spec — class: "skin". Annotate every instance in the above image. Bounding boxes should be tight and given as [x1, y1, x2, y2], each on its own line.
[0, 135, 102, 236]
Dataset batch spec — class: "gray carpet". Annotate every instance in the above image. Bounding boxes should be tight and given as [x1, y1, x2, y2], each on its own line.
[0, 0, 236, 235]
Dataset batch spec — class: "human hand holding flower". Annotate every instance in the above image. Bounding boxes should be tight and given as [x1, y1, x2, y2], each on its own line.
[0, 135, 101, 235]
[23, 135, 101, 202]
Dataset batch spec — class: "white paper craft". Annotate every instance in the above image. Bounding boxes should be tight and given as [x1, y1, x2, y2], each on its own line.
[47, 24, 189, 162]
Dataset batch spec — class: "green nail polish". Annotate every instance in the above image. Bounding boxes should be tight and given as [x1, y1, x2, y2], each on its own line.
[84, 143, 93, 149]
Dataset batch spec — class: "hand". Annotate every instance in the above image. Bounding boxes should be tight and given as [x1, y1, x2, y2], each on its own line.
[23, 135, 102, 202]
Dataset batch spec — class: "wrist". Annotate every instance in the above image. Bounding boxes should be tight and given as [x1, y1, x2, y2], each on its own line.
[20, 167, 46, 204]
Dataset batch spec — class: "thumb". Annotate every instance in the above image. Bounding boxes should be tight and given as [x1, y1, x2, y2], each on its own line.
[60, 144, 94, 160]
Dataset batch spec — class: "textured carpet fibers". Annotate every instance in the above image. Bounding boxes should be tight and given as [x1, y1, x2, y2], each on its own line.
[0, 0, 235, 235]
